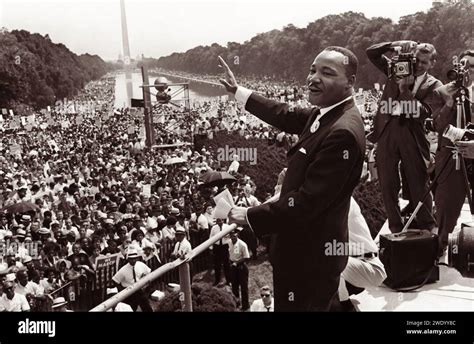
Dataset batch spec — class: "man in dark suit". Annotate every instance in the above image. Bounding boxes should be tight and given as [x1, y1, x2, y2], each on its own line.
[429, 49, 474, 256]
[366, 41, 442, 233]
[219, 46, 366, 311]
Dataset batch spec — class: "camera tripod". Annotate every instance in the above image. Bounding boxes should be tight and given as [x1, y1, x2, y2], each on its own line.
[402, 87, 474, 232]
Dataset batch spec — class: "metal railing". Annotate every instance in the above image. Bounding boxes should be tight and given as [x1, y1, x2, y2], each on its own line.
[90, 223, 236, 312]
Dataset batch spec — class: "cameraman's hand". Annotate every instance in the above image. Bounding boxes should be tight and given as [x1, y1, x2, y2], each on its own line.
[392, 40, 418, 53]
[218, 56, 238, 94]
[396, 75, 415, 93]
[455, 140, 474, 159]
[435, 82, 457, 107]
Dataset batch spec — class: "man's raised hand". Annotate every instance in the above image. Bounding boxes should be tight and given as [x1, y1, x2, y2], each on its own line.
[218, 56, 238, 94]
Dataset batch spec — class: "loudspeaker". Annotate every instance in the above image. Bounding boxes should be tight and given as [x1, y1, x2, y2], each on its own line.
[379, 230, 439, 289]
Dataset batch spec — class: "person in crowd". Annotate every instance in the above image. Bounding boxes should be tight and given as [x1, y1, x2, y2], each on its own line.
[51, 297, 73, 312]
[0, 281, 30, 312]
[228, 230, 250, 311]
[250, 285, 274, 312]
[209, 218, 231, 286]
[112, 248, 153, 312]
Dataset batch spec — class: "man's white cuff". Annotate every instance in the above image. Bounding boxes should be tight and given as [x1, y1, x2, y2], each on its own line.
[235, 86, 252, 106]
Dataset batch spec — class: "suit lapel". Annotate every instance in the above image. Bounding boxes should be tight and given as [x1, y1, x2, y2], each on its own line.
[287, 99, 355, 157]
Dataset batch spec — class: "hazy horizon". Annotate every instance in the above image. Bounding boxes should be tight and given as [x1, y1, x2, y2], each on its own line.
[1, 0, 434, 61]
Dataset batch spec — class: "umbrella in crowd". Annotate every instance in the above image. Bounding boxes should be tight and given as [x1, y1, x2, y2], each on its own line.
[164, 157, 186, 165]
[200, 171, 236, 188]
[2, 201, 40, 214]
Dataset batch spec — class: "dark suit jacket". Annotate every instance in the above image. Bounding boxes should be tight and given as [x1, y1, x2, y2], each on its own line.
[366, 42, 442, 153]
[245, 93, 365, 311]
[429, 85, 473, 180]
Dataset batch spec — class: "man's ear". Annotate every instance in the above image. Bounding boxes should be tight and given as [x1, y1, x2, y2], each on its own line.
[346, 75, 356, 90]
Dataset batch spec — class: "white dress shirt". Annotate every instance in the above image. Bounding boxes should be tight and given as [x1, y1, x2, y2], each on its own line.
[172, 238, 192, 257]
[228, 239, 250, 262]
[250, 297, 274, 312]
[112, 261, 151, 288]
[0, 293, 30, 312]
[15, 281, 44, 297]
[209, 224, 231, 248]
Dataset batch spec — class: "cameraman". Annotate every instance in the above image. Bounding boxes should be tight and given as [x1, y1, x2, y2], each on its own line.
[430, 49, 474, 256]
[366, 41, 442, 233]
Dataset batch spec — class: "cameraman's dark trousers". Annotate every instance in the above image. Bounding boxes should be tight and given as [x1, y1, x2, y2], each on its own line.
[230, 261, 249, 310]
[376, 119, 436, 232]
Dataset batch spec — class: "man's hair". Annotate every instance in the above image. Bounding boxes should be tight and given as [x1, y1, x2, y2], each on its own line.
[416, 43, 437, 62]
[460, 49, 474, 60]
[261, 285, 271, 293]
[323, 46, 359, 77]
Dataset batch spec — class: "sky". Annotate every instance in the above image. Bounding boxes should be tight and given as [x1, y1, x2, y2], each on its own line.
[0, 0, 434, 61]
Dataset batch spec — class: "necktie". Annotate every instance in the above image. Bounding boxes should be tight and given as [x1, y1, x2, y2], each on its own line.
[266, 306, 270, 312]
[309, 108, 322, 133]
[132, 265, 136, 282]
[177, 242, 181, 254]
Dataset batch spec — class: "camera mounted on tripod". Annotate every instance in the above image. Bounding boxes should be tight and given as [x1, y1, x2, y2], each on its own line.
[387, 46, 417, 79]
[447, 56, 470, 89]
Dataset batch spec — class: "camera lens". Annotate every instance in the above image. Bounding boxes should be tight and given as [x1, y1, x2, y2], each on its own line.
[447, 69, 458, 81]
[448, 226, 474, 278]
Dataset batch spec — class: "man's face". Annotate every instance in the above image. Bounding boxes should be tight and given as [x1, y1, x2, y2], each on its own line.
[128, 257, 138, 266]
[17, 272, 28, 286]
[307, 50, 355, 107]
[4, 283, 15, 299]
[415, 51, 434, 76]
[261, 290, 272, 305]
[73, 244, 81, 255]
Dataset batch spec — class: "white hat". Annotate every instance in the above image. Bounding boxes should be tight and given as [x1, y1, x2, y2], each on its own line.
[51, 297, 68, 309]
[22, 256, 33, 264]
[5, 273, 16, 282]
[38, 227, 51, 235]
[175, 227, 186, 234]
[126, 248, 140, 259]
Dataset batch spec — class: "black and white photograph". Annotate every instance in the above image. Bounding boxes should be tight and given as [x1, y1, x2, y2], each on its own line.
[0, 0, 473, 340]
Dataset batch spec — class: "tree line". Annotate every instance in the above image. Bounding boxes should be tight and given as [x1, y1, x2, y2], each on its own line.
[0, 29, 111, 110]
[150, 2, 473, 88]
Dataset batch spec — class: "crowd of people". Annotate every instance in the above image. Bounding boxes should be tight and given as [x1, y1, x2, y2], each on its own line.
[0, 62, 387, 311]
[0, 73, 273, 311]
